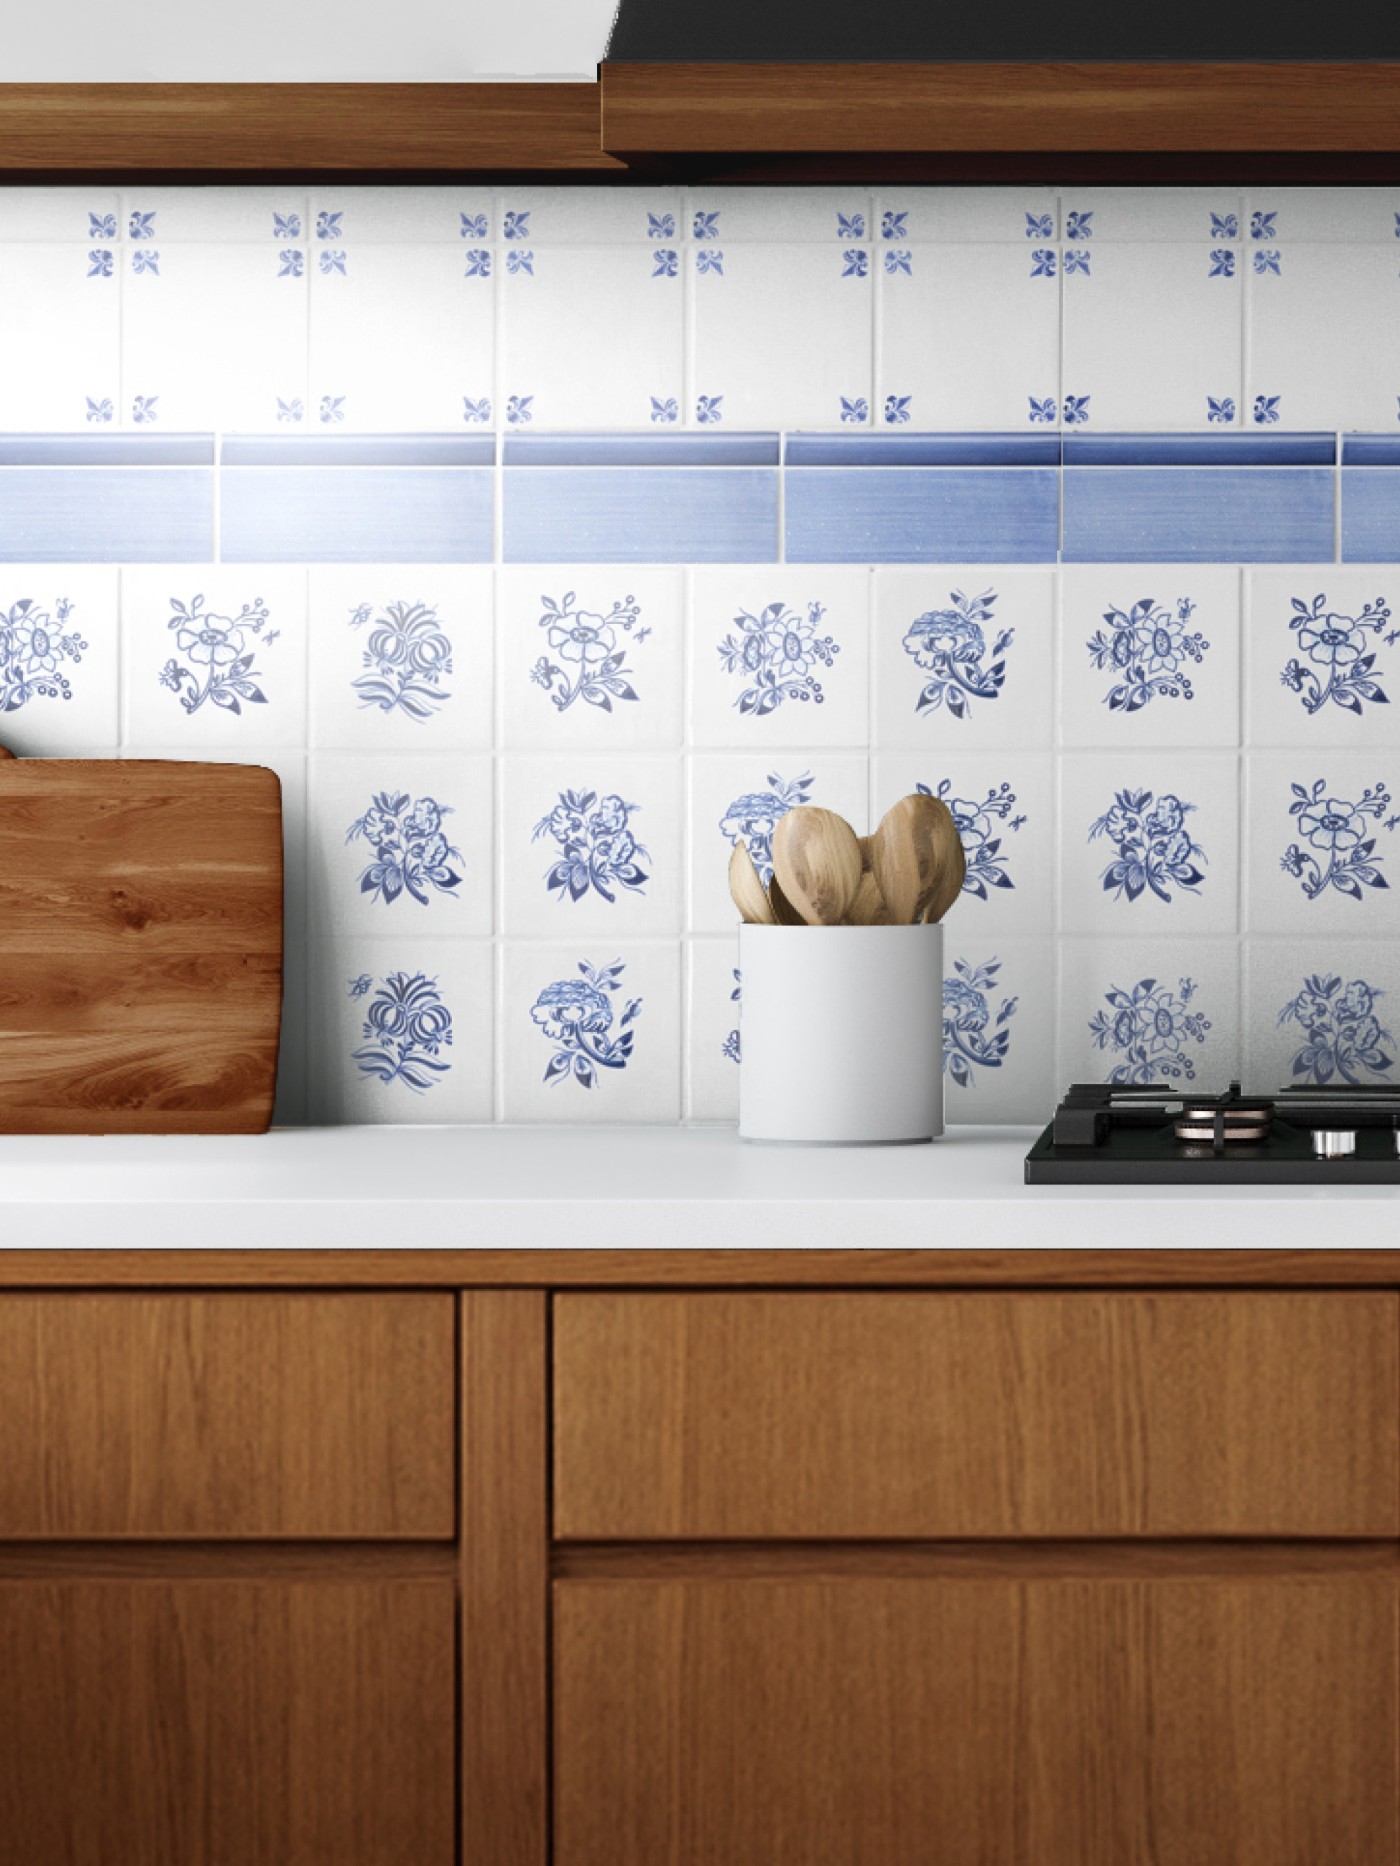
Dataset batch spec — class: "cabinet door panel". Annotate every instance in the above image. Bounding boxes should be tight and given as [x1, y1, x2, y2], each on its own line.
[555, 1575, 1398, 1866]
[0, 1580, 455, 1866]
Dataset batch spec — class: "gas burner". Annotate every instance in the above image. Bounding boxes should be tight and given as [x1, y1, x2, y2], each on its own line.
[1173, 1100, 1273, 1145]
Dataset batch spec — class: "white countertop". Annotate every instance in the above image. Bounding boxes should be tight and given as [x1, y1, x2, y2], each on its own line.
[0, 1126, 1396, 1252]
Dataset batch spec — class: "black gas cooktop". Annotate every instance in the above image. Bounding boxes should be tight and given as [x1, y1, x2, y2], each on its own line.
[1026, 1082, 1400, 1185]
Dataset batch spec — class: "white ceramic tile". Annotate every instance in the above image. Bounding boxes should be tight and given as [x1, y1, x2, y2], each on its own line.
[684, 189, 873, 243]
[1062, 243, 1243, 430]
[873, 189, 1059, 244]
[689, 568, 870, 750]
[501, 244, 682, 429]
[687, 752, 870, 934]
[500, 567, 682, 751]
[1247, 244, 1400, 431]
[1245, 752, 1400, 937]
[876, 244, 1060, 431]
[500, 940, 680, 1121]
[942, 937, 1057, 1124]
[310, 937, 494, 1123]
[0, 568, 118, 754]
[0, 245, 119, 429]
[122, 243, 306, 430]
[307, 188, 494, 243]
[1245, 188, 1400, 244]
[1245, 570, 1399, 749]
[871, 750, 1054, 938]
[1057, 752, 1240, 936]
[1059, 566, 1241, 749]
[122, 567, 308, 750]
[689, 242, 873, 430]
[502, 754, 682, 937]
[1244, 939, 1400, 1090]
[308, 753, 493, 940]
[121, 189, 310, 243]
[873, 568, 1054, 752]
[309, 244, 494, 431]
[498, 188, 682, 244]
[1057, 937, 1242, 1088]
[686, 934, 742, 1121]
[308, 567, 494, 752]
[0, 190, 120, 242]
[1057, 190, 1244, 243]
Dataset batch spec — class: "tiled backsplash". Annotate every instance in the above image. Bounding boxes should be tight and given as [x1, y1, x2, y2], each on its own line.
[4, 183, 1400, 1125]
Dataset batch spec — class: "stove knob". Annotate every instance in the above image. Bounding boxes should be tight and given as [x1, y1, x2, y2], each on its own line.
[1313, 1129, 1357, 1160]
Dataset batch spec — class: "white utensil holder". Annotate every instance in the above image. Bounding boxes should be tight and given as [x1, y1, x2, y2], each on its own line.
[738, 923, 944, 1145]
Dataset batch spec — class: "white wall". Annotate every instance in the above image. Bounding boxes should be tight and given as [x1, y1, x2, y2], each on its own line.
[7, 0, 617, 80]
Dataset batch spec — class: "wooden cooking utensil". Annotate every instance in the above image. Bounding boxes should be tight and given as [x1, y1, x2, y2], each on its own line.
[870, 792, 963, 925]
[845, 833, 890, 926]
[771, 805, 864, 927]
[767, 871, 807, 926]
[923, 822, 967, 924]
[728, 840, 777, 925]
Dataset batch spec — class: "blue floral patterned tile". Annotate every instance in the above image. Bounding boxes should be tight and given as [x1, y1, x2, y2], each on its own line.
[0, 246, 119, 431]
[1245, 570, 1400, 749]
[119, 189, 309, 243]
[0, 567, 118, 754]
[0, 189, 120, 241]
[941, 938, 1056, 1124]
[500, 940, 680, 1122]
[496, 187, 681, 244]
[686, 934, 743, 1121]
[683, 189, 872, 243]
[1243, 939, 1400, 1091]
[1244, 752, 1400, 938]
[1058, 752, 1240, 936]
[1054, 190, 1243, 242]
[303, 188, 492, 243]
[1247, 244, 1400, 431]
[1244, 188, 1400, 244]
[1057, 937, 1242, 1089]
[871, 189, 1058, 244]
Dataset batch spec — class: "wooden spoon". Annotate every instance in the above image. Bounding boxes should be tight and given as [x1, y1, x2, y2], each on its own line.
[845, 833, 890, 926]
[870, 793, 963, 925]
[923, 825, 967, 924]
[771, 805, 864, 927]
[767, 871, 807, 926]
[728, 841, 776, 925]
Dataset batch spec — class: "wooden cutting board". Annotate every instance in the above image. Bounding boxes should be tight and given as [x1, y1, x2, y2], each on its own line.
[0, 744, 283, 1133]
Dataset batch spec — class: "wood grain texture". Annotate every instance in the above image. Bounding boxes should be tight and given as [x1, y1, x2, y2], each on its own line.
[554, 1292, 1400, 1538]
[0, 756, 282, 1132]
[555, 1574, 1399, 1866]
[0, 1580, 456, 1866]
[0, 1293, 456, 1538]
[461, 1292, 548, 1866]
[602, 61, 1400, 154]
[0, 82, 619, 172]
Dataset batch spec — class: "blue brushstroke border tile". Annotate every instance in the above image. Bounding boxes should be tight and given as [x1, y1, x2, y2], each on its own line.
[785, 468, 1059, 563]
[785, 433, 1061, 467]
[0, 433, 214, 467]
[221, 434, 496, 468]
[222, 468, 494, 562]
[504, 466, 778, 562]
[1062, 468, 1335, 562]
[504, 432, 779, 467]
[0, 468, 213, 562]
[1341, 470, 1400, 560]
[1063, 432, 1336, 468]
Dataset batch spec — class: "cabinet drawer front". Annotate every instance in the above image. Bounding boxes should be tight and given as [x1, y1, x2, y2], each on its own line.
[554, 1292, 1400, 1538]
[0, 1294, 455, 1538]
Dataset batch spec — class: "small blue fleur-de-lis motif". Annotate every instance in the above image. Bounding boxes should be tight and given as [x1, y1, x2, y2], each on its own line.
[274, 212, 301, 238]
[88, 212, 117, 239]
[881, 210, 908, 239]
[86, 249, 113, 278]
[1207, 396, 1236, 424]
[506, 249, 534, 276]
[650, 396, 679, 423]
[131, 249, 159, 275]
[319, 250, 347, 276]
[1209, 248, 1236, 277]
[1025, 211, 1054, 239]
[128, 210, 155, 239]
[85, 397, 113, 424]
[1063, 394, 1091, 425]
[692, 210, 720, 239]
[884, 394, 913, 425]
[507, 394, 534, 425]
[1030, 248, 1057, 278]
[838, 212, 866, 238]
[696, 394, 724, 425]
[1254, 393, 1282, 425]
[462, 248, 491, 278]
[277, 248, 304, 278]
[1394, 212, 1400, 239]
[651, 248, 678, 278]
[1211, 211, 1239, 239]
[1254, 249, 1282, 276]
[1065, 248, 1091, 276]
[1251, 210, 1278, 239]
[459, 211, 488, 239]
[504, 209, 532, 240]
[132, 395, 159, 424]
[316, 210, 343, 240]
[648, 211, 676, 239]
[841, 248, 869, 278]
[1066, 210, 1094, 239]
[277, 397, 303, 423]
[884, 249, 912, 276]
[696, 249, 724, 275]
[1028, 396, 1057, 424]
[320, 394, 346, 424]
[840, 397, 869, 424]
[461, 396, 492, 423]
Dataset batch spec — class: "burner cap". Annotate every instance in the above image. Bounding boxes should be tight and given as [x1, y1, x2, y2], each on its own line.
[1174, 1103, 1273, 1144]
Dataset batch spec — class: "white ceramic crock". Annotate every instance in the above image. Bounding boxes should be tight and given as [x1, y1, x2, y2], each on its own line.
[737, 923, 944, 1145]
